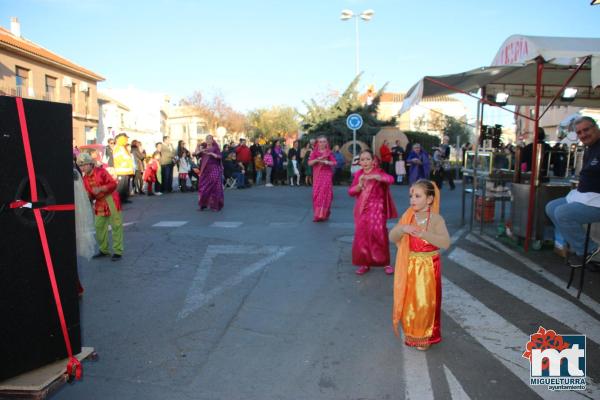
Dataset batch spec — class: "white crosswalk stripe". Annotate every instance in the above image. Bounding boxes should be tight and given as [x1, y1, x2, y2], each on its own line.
[403, 348, 434, 400]
[449, 247, 600, 345]
[152, 220, 188, 227]
[443, 365, 472, 400]
[443, 276, 599, 399]
[474, 233, 600, 314]
[210, 221, 243, 228]
[464, 233, 498, 252]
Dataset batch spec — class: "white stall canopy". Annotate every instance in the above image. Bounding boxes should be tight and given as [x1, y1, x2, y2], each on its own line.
[400, 35, 600, 115]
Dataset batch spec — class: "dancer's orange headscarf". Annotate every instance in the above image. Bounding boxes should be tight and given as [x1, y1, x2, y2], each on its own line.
[392, 181, 440, 336]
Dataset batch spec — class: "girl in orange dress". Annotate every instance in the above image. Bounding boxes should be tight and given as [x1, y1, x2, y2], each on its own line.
[389, 179, 450, 350]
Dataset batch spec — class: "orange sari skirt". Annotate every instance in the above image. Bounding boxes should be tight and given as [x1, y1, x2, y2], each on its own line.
[401, 250, 442, 347]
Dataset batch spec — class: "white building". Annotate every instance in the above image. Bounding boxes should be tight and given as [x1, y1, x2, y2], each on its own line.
[97, 92, 131, 144]
[99, 87, 167, 151]
[166, 105, 208, 151]
[515, 105, 600, 143]
[374, 92, 469, 137]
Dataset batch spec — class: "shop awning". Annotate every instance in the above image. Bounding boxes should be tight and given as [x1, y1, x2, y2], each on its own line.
[400, 35, 600, 114]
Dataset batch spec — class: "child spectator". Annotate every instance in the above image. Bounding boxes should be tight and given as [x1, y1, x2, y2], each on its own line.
[395, 153, 406, 185]
[254, 153, 265, 185]
[264, 146, 274, 187]
[350, 155, 361, 177]
[287, 154, 301, 186]
[178, 150, 192, 192]
[144, 151, 162, 196]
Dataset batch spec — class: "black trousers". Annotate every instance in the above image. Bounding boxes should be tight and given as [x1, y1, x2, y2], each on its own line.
[117, 175, 130, 202]
[161, 164, 174, 192]
[442, 166, 455, 189]
[134, 171, 143, 194]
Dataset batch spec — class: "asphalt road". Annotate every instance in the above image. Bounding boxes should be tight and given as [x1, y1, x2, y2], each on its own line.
[53, 182, 600, 400]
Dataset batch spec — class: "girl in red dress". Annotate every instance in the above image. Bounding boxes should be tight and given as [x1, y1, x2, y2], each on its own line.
[389, 179, 450, 350]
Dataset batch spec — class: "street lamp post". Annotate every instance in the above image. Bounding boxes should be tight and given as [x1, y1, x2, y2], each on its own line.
[340, 9, 374, 77]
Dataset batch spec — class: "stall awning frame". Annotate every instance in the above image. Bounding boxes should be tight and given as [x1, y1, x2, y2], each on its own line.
[399, 35, 600, 251]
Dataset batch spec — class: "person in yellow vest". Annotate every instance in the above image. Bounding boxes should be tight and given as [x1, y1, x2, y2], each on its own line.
[113, 132, 134, 203]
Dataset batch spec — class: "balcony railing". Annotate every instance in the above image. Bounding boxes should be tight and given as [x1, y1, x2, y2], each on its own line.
[0, 84, 67, 104]
[0, 85, 95, 117]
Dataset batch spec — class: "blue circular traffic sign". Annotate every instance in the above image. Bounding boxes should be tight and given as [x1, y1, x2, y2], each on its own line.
[346, 113, 363, 130]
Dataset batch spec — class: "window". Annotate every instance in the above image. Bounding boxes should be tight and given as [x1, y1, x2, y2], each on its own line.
[85, 126, 96, 144]
[45, 75, 57, 101]
[15, 66, 29, 97]
[84, 90, 90, 115]
[68, 84, 77, 111]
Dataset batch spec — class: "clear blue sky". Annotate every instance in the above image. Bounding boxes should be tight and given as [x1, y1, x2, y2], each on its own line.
[2, 0, 599, 117]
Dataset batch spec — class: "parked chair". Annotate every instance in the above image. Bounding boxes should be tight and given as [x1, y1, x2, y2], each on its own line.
[224, 176, 237, 189]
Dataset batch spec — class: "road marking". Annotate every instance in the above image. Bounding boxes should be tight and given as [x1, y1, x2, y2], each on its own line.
[449, 247, 600, 345]
[268, 222, 298, 228]
[443, 365, 472, 400]
[178, 245, 293, 320]
[403, 347, 434, 400]
[474, 233, 600, 315]
[153, 221, 188, 228]
[464, 234, 498, 252]
[328, 222, 354, 229]
[450, 227, 467, 244]
[443, 277, 599, 399]
[210, 221, 243, 228]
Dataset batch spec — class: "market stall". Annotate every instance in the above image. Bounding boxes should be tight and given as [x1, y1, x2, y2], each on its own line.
[399, 34, 600, 250]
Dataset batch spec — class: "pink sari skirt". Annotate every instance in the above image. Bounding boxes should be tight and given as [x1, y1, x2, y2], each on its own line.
[312, 165, 334, 221]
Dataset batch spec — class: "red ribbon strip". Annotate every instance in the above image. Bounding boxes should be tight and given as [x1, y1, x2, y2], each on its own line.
[9, 200, 75, 211]
[15, 97, 82, 380]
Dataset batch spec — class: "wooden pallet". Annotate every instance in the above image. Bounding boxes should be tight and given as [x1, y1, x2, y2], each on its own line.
[0, 347, 96, 400]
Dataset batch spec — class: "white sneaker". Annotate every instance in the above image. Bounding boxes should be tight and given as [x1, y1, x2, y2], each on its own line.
[266, 183, 273, 187]
[155, 192, 163, 196]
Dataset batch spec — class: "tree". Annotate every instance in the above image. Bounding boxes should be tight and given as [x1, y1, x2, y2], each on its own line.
[247, 106, 299, 141]
[443, 116, 472, 146]
[299, 74, 395, 146]
[428, 111, 446, 133]
[181, 91, 248, 135]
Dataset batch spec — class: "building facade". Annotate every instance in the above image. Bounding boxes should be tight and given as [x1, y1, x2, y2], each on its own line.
[515, 105, 600, 143]
[166, 105, 209, 151]
[100, 87, 168, 152]
[374, 92, 469, 138]
[0, 17, 104, 145]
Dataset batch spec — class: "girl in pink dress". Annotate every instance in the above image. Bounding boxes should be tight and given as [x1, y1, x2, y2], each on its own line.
[308, 136, 337, 222]
[349, 150, 398, 275]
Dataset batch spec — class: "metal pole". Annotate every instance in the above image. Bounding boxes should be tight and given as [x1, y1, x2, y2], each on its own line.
[456, 136, 461, 180]
[524, 59, 544, 252]
[352, 129, 357, 159]
[354, 16, 360, 76]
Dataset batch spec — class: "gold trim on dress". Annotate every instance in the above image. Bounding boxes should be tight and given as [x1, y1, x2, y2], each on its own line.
[409, 250, 438, 258]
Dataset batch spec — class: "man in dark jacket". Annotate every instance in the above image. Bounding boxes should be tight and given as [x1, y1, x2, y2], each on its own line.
[546, 116, 600, 266]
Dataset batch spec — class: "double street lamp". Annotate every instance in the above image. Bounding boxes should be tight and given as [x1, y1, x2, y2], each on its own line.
[340, 9, 375, 77]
